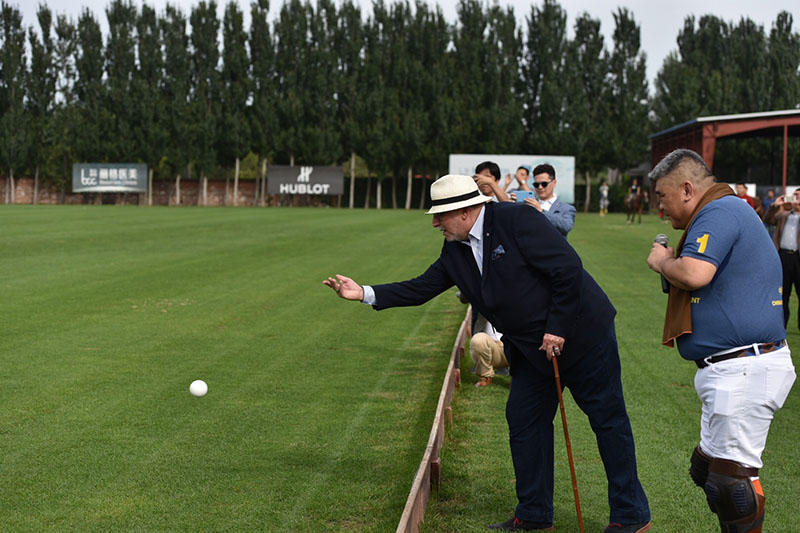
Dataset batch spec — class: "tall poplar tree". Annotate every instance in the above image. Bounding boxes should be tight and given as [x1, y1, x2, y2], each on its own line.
[105, 0, 138, 162]
[190, 0, 220, 203]
[26, 4, 57, 203]
[134, 3, 163, 203]
[161, 4, 192, 203]
[418, 3, 455, 207]
[305, 0, 340, 166]
[0, 1, 27, 203]
[361, 0, 401, 207]
[273, 0, 309, 166]
[249, 0, 276, 205]
[219, 1, 250, 205]
[48, 14, 77, 191]
[605, 7, 649, 172]
[729, 18, 769, 113]
[450, 0, 522, 153]
[521, 0, 568, 154]
[564, 13, 608, 210]
[398, 1, 431, 209]
[767, 12, 800, 110]
[335, 0, 364, 208]
[74, 9, 107, 163]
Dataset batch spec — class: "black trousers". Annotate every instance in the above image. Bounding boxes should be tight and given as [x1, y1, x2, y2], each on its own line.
[504, 325, 650, 524]
[779, 249, 800, 329]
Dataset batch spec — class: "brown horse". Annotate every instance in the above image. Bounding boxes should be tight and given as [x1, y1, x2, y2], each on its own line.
[625, 182, 646, 224]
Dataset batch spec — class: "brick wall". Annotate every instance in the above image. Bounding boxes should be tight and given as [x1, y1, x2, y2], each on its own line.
[0, 176, 338, 207]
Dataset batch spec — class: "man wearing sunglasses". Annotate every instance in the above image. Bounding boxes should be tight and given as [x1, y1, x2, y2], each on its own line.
[515, 164, 575, 236]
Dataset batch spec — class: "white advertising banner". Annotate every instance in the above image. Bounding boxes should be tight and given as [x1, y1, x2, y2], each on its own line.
[448, 154, 576, 204]
[72, 163, 148, 193]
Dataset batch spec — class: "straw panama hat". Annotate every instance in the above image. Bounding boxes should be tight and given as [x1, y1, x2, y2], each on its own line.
[425, 174, 493, 215]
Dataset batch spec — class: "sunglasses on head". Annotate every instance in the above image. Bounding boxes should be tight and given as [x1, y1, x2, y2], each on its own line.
[532, 180, 553, 188]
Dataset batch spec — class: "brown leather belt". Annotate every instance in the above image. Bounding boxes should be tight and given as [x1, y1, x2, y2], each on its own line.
[696, 340, 786, 369]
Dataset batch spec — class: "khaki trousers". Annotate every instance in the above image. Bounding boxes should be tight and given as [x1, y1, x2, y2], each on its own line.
[470, 332, 508, 378]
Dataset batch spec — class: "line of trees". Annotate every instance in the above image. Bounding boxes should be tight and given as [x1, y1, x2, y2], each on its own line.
[1, 0, 799, 206]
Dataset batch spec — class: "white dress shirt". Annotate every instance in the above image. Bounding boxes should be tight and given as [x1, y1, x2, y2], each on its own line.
[780, 212, 800, 251]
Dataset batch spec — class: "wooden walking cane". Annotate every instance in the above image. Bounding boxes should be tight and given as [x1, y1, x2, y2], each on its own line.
[552, 352, 585, 533]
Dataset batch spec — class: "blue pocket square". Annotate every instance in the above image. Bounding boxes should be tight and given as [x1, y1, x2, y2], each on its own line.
[491, 245, 506, 260]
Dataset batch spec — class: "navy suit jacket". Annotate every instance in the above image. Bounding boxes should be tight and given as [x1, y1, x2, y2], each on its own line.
[372, 202, 616, 374]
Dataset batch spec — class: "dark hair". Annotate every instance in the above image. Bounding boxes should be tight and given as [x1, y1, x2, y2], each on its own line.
[517, 166, 530, 176]
[532, 164, 555, 180]
[649, 149, 712, 183]
[475, 161, 500, 181]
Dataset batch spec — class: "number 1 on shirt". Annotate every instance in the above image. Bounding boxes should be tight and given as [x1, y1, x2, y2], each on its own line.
[696, 233, 709, 254]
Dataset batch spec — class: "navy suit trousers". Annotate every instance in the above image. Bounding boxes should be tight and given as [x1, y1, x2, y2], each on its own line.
[505, 324, 650, 524]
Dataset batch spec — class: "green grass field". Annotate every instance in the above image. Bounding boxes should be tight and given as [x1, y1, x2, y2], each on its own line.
[1, 206, 797, 532]
[0, 205, 464, 531]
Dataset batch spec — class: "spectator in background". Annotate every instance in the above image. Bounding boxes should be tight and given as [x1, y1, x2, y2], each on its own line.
[763, 190, 800, 330]
[512, 164, 576, 236]
[735, 183, 756, 209]
[474, 161, 510, 203]
[505, 165, 532, 195]
[736, 183, 764, 217]
[761, 189, 776, 236]
[762, 188, 776, 211]
[599, 179, 610, 216]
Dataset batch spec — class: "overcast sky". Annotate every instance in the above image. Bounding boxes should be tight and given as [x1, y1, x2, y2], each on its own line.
[16, 0, 800, 88]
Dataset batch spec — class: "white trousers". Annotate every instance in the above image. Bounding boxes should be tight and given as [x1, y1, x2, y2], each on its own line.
[694, 347, 795, 468]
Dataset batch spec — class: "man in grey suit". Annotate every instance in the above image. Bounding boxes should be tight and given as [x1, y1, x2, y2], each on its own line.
[515, 164, 576, 236]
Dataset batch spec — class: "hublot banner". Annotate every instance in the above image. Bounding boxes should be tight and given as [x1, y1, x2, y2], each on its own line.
[267, 165, 344, 196]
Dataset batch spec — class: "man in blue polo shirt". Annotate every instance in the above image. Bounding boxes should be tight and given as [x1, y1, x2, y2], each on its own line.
[647, 149, 796, 533]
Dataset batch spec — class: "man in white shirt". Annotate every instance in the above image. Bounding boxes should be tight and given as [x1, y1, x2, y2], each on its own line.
[764, 189, 800, 329]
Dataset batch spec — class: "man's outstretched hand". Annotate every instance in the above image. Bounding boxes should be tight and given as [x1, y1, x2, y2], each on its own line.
[323, 274, 365, 302]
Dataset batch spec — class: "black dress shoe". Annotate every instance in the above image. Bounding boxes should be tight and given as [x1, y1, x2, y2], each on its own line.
[487, 516, 554, 531]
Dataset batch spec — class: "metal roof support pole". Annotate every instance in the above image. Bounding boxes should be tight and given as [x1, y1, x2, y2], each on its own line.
[783, 124, 789, 195]
[702, 124, 717, 172]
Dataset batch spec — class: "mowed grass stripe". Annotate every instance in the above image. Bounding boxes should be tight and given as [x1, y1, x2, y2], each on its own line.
[0, 205, 464, 531]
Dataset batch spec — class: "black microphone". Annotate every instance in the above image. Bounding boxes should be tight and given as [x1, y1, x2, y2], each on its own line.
[655, 234, 670, 294]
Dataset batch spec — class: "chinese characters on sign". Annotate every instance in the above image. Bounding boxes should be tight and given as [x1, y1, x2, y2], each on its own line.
[72, 163, 148, 193]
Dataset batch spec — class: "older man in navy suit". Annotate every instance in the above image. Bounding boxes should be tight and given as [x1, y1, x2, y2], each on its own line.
[324, 175, 650, 532]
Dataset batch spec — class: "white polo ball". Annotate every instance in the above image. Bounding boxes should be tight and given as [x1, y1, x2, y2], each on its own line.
[190, 379, 208, 397]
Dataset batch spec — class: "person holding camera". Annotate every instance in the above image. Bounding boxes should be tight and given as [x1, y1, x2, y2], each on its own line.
[473, 160, 511, 202]
[764, 188, 800, 330]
